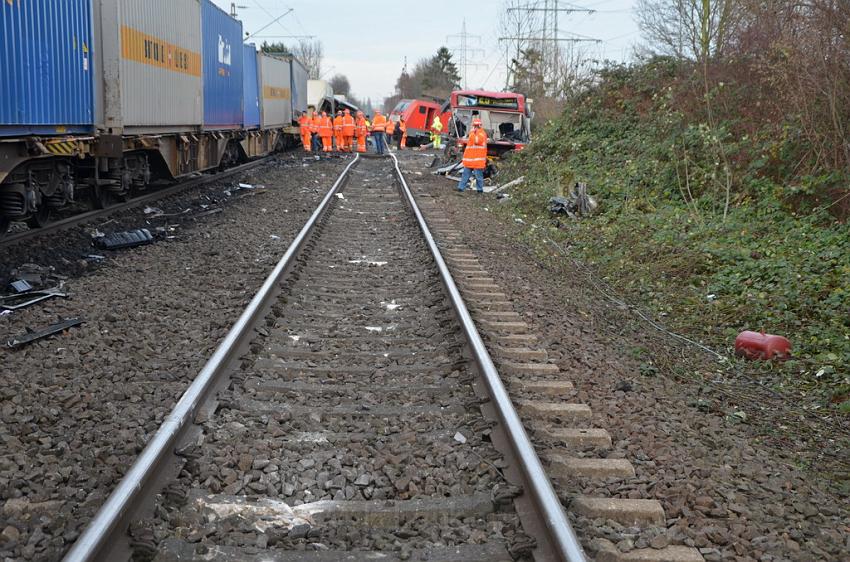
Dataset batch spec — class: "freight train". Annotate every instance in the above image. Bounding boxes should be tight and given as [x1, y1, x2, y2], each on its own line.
[0, 0, 309, 234]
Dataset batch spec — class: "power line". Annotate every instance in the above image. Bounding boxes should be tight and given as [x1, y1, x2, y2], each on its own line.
[501, 0, 600, 89]
[447, 19, 487, 89]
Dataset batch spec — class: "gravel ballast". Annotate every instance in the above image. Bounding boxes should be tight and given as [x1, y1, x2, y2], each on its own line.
[0, 154, 347, 560]
[398, 149, 850, 562]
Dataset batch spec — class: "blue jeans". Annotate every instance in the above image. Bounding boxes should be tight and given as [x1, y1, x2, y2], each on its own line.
[458, 167, 484, 192]
[372, 132, 386, 154]
[311, 133, 321, 152]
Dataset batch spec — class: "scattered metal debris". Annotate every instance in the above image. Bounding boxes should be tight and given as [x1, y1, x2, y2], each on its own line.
[94, 228, 155, 250]
[487, 175, 525, 194]
[549, 183, 597, 218]
[9, 263, 59, 288]
[0, 287, 68, 311]
[6, 317, 83, 349]
[434, 161, 463, 176]
[9, 280, 33, 293]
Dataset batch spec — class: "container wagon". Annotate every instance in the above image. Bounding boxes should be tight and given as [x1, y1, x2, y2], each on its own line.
[0, 0, 308, 234]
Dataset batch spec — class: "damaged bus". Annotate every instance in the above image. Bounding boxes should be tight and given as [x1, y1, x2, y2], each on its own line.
[445, 90, 532, 161]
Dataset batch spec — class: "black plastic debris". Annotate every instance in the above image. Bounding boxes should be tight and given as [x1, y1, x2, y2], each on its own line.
[6, 317, 83, 348]
[10, 280, 33, 293]
[94, 228, 154, 250]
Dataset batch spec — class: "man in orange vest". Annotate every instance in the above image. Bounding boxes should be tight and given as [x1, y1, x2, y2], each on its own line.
[355, 111, 368, 153]
[457, 117, 488, 193]
[342, 109, 355, 152]
[298, 111, 311, 152]
[333, 110, 344, 152]
[319, 111, 333, 152]
[371, 110, 387, 155]
[310, 109, 322, 152]
[385, 118, 396, 151]
[398, 118, 407, 150]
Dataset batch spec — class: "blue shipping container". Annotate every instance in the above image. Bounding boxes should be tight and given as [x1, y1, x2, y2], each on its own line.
[201, 0, 243, 129]
[242, 44, 260, 129]
[0, 0, 94, 137]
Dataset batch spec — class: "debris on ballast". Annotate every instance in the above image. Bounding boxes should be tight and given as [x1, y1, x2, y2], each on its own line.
[486, 175, 525, 194]
[0, 287, 68, 311]
[9, 280, 33, 294]
[94, 228, 155, 250]
[6, 317, 83, 349]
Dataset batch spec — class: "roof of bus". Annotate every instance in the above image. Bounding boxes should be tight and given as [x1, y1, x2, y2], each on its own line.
[452, 90, 525, 100]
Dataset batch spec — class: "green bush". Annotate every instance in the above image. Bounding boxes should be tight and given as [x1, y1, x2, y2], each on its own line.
[500, 59, 850, 410]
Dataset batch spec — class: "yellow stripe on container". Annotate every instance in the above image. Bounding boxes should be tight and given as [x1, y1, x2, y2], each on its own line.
[263, 86, 291, 100]
[121, 25, 201, 77]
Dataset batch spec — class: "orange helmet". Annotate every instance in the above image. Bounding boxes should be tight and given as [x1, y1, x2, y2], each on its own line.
[472, 117, 482, 127]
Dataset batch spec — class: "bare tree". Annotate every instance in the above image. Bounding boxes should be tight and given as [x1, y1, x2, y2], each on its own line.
[294, 39, 323, 79]
[329, 74, 351, 98]
[636, 0, 742, 61]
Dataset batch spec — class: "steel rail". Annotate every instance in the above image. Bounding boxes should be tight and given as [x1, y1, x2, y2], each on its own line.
[63, 154, 361, 562]
[390, 153, 588, 562]
[1, 157, 274, 247]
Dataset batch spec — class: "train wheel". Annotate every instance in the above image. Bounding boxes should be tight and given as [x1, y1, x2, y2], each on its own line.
[25, 206, 51, 229]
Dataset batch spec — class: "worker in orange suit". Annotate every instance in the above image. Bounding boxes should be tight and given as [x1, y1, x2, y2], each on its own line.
[457, 117, 488, 193]
[398, 118, 407, 149]
[319, 111, 333, 153]
[371, 110, 387, 155]
[333, 110, 344, 152]
[310, 109, 322, 152]
[342, 109, 355, 152]
[385, 117, 396, 151]
[355, 111, 368, 153]
[298, 111, 312, 152]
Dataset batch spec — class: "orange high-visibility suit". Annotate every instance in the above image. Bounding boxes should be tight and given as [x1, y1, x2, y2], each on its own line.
[355, 114, 367, 153]
[298, 114, 312, 151]
[386, 118, 396, 139]
[399, 120, 407, 149]
[342, 110, 355, 152]
[462, 127, 488, 169]
[319, 112, 333, 152]
[371, 113, 387, 133]
[333, 113, 344, 151]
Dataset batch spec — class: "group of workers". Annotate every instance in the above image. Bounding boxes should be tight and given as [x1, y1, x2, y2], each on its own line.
[297, 108, 409, 156]
[297, 108, 487, 194]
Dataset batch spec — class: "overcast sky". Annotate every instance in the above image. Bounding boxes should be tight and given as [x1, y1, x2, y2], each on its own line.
[211, 0, 641, 103]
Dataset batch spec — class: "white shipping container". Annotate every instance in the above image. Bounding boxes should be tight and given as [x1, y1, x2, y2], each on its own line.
[97, 0, 203, 133]
[258, 53, 292, 128]
[307, 79, 333, 110]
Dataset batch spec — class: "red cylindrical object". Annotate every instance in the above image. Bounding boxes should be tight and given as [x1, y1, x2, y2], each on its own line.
[735, 331, 791, 360]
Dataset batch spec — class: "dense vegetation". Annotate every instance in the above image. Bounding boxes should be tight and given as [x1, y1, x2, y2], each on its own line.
[500, 56, 849, 413]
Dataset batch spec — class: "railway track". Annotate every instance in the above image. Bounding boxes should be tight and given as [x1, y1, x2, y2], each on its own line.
[62, 154, 584, 562]
[0, 156, 274, 247]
